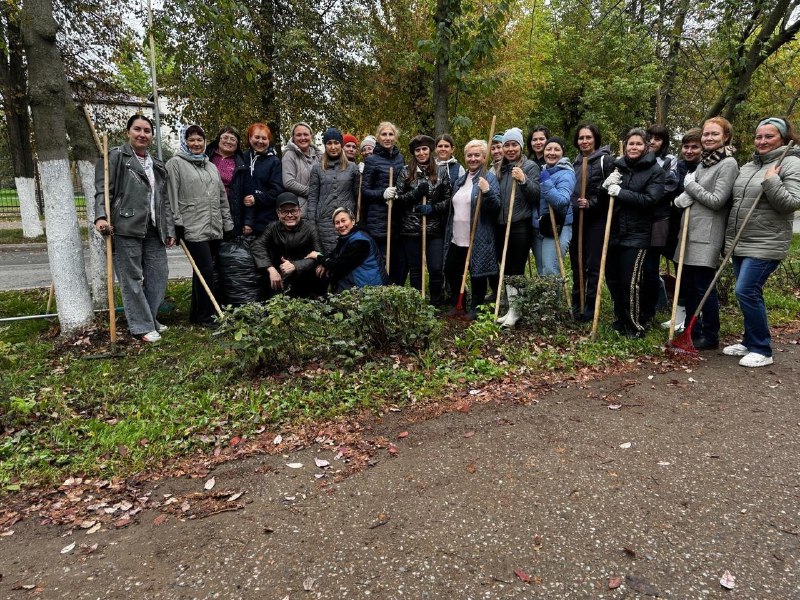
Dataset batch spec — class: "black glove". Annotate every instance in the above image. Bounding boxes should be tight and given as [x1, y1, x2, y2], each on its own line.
[413, 180, 430, 200]
[222, 229, 236, 242]
[174, 225, 185, 243]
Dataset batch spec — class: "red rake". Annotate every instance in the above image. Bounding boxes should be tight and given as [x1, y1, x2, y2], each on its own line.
[668, 141, 795, 356]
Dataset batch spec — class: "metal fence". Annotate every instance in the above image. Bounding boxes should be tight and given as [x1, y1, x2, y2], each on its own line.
[0, 159, 87, 219]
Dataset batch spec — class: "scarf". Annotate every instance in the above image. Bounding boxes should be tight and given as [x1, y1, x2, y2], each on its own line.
[701, 145, 736, 168]
[179, 124, 208, 164]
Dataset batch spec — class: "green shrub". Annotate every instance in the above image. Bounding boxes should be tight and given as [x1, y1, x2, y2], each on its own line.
[507, 275, 572, 333]
[454, 306, 501, 358]
[216, 286, 439, 372]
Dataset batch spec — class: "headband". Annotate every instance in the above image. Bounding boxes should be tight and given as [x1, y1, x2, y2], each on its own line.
[758, 118, 788, 138]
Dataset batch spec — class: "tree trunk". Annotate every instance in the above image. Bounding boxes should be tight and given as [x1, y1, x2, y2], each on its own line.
[258, 0, 281, 145]
[20, 0, 93, 333]
[432, 0, 453, 136]
[0, 6, 42, 237]
[657, 0, 690, 125]
[64, 93, 106, 308]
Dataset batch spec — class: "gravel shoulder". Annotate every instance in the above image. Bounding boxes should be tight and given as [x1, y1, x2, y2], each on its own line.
[1, 333, 798, 599]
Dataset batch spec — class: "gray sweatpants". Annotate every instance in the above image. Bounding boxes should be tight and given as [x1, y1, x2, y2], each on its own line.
[113, 225, 168, 336]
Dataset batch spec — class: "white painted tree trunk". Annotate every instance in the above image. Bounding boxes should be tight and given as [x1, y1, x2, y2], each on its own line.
[77, 160, 107, 307]
[15, 176, 44, 237]
[39, 158, 93, 332]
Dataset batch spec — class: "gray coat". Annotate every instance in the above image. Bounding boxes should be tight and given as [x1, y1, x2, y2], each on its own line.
[94, 143, 174, 243]
[307, 159, 359, 253]
[166, 153, 233, 242]
[282, 140, 321, 214]
[725, 146, 800, 261]
[674, 155, 738, 268]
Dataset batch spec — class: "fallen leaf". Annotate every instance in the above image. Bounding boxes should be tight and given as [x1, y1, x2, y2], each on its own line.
[286, 462, 304, 469]
[60, 542, 75, 554]
[657, 461, 671, 466]
[153, 514, 168, 527]
[204, 477, 216, 490]
[623, 546, 637, 558]
[79, 519, 97, 529]
[113, 516, 131, 528]
[608, 403, 622, 410]
[79, 543, 98, 555]
[514, 569, 532, 583]
[466, 462, 476, 474]
[229, 436, 242, 447]
[86, 523, 101, 535]
[228, 492, 244, 502]
[397, 431, 409, 439]
[0, 530, 13, 537]
[314, 458, 330, 468]
[303, 576, 316, 591]
[720, 570, 736, 589]
[608, 575, 624, 589]
[619, 442, 632, 449]
[388, 445, 398, 456]
[463, 431, 475, 438]
[273, 434, 283, 445]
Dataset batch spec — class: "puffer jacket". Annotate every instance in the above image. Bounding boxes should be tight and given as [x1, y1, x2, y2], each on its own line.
[436, 158, 465, 187]
[535, 157, 575, 232]
[571, 146, 613, 223]
[725, 145, 800, 261]
[395, 165, 450, 238]
[308, 159, 359, 253]
[675, 155, 738, 268]
[207, 142, 249, 233]
[251, 218, 322, 276]
[245, 148, 284, 235]
[93, 143, 174, 243]
[166, 152, 233, 242]
[281, 140, 321, 214]
[496, 156, 540, 224]
[443, 169, 502, 277]
[360, 144, 405, 238]
[609, 151, 665, 248]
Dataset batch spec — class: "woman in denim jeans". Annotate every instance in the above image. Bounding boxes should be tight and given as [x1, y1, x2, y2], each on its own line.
[723, 117, 800, 367]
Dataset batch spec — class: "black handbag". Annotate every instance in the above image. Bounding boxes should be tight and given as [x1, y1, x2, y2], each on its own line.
[538, 209, 565, 238]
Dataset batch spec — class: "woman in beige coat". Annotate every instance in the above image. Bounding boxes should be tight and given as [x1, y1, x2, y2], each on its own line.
[167, 124, 233, 327]
[672, 117, 738, 350]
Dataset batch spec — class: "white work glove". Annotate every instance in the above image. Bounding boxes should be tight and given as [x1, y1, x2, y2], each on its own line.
[607, 184, 621, 197]
[602, 170, 622, 189]
[383, 186, 397, 201]
[683, 171, 696, 186]
[674, 193, 693, 209]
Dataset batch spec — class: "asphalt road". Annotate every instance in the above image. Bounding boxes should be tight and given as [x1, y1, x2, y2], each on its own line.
[0, 244, 192, 291]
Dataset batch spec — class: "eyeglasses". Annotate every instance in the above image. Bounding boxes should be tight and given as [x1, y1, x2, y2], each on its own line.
[279, 208, 300, 216]
[220, 135, 238, 142]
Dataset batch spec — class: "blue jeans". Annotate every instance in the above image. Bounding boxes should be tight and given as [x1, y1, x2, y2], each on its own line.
[533, 225, 572, 276]
[732, 256, 780, 357]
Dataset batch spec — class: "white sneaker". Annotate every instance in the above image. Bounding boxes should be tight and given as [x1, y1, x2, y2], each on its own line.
[739, 352, 773, 368]
[140, 330, 162, 343]
[723, 343, 748, 357]
[156, 321, 168, 333]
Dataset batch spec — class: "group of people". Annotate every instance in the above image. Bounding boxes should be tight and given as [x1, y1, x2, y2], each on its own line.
[93, 113, 800, 368]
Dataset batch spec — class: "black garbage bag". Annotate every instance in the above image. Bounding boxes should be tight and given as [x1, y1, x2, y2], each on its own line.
[217, 237, 263, 306]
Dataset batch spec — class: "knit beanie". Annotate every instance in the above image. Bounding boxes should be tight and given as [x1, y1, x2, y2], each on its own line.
[545, 136, 567, 154]
[501, 128, 524, 146]
[360, 136, 377, 151]
[342, 134, 359, 147]
[491, 133, 504, 144]
[322, 127, 343, 145]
